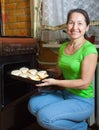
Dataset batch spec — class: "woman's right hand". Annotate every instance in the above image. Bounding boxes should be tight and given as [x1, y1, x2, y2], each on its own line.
[36, 78, 56, 87]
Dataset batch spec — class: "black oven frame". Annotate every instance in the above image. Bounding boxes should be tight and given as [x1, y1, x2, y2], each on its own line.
[0, 54, 39, 110]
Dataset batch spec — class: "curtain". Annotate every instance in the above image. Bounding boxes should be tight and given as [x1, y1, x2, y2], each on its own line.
[30, 0, 42, 38]
[41, 0, 67, 42]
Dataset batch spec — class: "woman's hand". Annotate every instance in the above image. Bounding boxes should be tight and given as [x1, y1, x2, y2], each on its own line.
[36, 78, 56, 87]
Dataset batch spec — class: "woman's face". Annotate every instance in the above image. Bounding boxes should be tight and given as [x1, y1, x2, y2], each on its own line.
[66, 12, 89, 40]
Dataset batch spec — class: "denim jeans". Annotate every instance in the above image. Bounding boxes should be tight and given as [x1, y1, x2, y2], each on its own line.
[28, 89, 94, 130]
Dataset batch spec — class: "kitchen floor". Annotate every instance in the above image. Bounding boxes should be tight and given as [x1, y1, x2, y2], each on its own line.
[23, 122, 99, 130]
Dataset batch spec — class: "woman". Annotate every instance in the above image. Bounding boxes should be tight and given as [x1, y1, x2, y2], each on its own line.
[28, 8, 98, 130]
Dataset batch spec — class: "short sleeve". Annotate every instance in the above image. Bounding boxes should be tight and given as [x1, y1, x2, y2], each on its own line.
[83, 44, 98, 58]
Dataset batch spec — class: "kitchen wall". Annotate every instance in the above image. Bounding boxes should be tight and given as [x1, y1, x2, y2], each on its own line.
[1, 0, 31, 36]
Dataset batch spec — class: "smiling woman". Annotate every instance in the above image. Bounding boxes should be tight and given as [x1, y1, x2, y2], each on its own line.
[28, 8, 98, 130]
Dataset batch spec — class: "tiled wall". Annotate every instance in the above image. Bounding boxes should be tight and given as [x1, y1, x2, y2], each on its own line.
[1, 0, 31, 36]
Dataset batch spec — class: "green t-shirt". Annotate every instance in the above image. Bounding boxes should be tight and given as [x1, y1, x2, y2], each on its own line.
[58, 40, 98, 98]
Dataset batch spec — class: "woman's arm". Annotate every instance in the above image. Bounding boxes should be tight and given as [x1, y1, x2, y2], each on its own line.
[36, 54, 98, 90]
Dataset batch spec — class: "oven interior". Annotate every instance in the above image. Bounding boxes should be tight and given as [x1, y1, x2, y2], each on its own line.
[1, 60, 38, 108]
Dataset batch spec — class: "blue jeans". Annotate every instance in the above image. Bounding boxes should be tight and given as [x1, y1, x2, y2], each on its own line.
[28, 89, 94, 130]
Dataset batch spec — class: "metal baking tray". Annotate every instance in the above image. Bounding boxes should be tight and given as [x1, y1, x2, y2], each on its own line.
[9, 70, 55, 85]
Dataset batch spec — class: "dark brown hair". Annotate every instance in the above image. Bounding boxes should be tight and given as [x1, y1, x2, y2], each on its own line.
[66, 8, 90, 25]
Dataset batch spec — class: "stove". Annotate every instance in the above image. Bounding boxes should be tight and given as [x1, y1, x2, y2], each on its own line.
[0, 37, 39, 130]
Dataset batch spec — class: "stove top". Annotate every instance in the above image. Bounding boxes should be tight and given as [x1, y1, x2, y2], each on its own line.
[0, 37, 38, 56]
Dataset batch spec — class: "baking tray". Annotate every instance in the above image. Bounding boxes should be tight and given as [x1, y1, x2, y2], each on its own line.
[9, 70, 55, 85]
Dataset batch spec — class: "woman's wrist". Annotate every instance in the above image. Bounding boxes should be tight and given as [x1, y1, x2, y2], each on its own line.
[53, 79, 59, 86]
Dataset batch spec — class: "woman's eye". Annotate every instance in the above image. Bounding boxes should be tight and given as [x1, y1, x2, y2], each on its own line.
[68, 22, 73, 24]
[78, 23, 82, 25]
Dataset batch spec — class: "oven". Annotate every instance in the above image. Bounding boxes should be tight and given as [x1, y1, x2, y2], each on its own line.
[0, 56, 38, 109]
[0, 37, 39, 130]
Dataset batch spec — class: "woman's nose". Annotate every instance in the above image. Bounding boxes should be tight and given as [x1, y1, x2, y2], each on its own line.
[73, 23, 77, 29]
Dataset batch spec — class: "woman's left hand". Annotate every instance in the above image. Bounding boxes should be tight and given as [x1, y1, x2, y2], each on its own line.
[36, 78, 56, 87]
